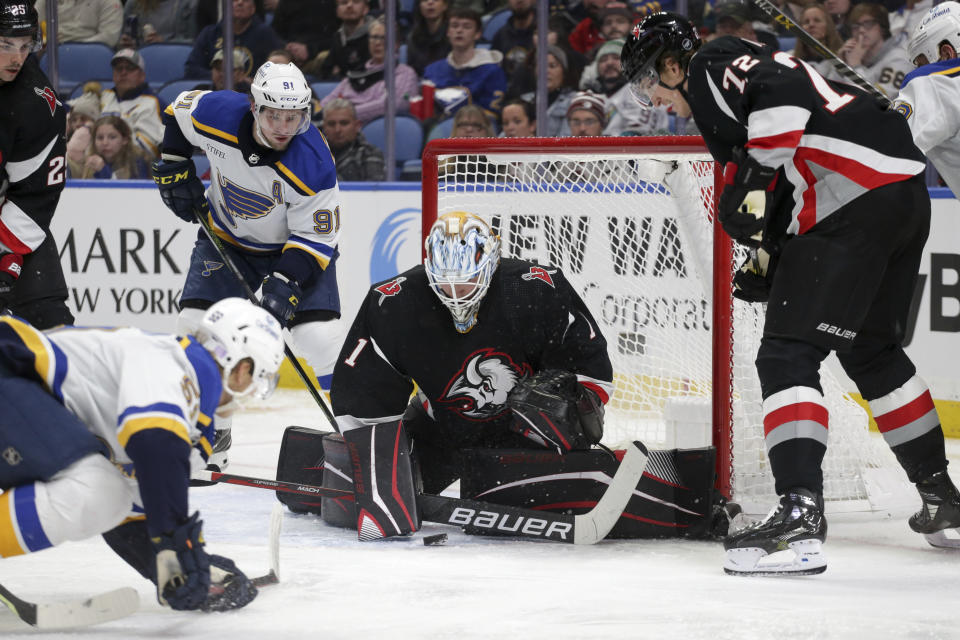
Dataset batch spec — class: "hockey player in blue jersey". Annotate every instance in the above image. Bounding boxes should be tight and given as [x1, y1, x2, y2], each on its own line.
[151, 61, 345, 473]
[0, 298, 286, 611]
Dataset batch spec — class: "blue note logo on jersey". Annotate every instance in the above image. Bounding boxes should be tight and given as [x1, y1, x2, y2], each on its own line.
[370, 207, 421, 283]
[201, 260, 224, 277]
[216, 171, 278, 227]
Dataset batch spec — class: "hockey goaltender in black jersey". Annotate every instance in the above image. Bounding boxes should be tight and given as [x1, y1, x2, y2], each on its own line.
[303, 212, 727, 542]
[0, 2, 74, 327]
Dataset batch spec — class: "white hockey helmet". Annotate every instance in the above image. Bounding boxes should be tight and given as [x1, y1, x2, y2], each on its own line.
[424, 212, 501, 334]
[909, 1, 960, 67]
[196, 297, 286, 399]
[250, 61, 313, 136]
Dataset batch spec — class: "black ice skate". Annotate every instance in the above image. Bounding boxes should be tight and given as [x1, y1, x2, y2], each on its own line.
[909, 471, 960, 549]
[723, 487, 827, 576]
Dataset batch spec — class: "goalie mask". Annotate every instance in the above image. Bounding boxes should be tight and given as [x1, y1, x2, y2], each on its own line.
[424, 212, 501, 334]
[196, 297, 286, 400]
[621, 12, 700, 107]
[908, 1, 960, 67]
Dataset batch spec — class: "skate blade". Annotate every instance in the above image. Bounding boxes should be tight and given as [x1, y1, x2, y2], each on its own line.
[923, 528, 960, 549]
[724, 539, 827, 576]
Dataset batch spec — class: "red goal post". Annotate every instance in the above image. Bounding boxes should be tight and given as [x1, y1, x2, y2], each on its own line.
[421, 136, 736, 497]
[420, 135, 905, 513]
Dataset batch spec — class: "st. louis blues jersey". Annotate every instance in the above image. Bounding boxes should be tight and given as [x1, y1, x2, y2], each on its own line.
[687, 36, 926, 236]
[0, 316, 221, 534]
[331, 259, 613, 448]
[893, 58, 960, 198]
[163, 90, 341, 286]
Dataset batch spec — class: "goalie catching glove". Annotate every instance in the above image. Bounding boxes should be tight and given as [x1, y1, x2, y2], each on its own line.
[152, 157, 207, 224]
[717, 147, 777, 246]
[507, 369, 604, 454]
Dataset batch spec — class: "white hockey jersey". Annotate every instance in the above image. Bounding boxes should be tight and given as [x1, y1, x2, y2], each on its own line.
[0, 316, 221, 517]
[826, 37, 913, 98]
[893, 59, 960, 198]
[164, 90, 341, 279]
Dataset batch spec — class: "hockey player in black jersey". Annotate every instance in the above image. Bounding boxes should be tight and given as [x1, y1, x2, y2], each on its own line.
[623, 12, 959, 574]
[0, 0, 74, 328]
[329, 212, 614, 540]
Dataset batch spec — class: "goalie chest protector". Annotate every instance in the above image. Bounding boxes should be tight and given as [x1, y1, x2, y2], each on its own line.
[460, 446, 720, 539]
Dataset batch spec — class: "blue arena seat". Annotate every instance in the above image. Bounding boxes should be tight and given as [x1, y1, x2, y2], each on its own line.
[426, 117, 455, 142]
[311, 81, 342, 101]
[482, 9, 512, 42]
[40, 43, 115, 95]
[156, 79, 206, 109]
[778, 36, 798, 52]
[138, 43, 194, 90]
[362, 116, 424, 168]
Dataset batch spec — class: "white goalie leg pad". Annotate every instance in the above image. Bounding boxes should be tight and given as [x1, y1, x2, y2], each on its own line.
[34, 454, 135, 546]
[723, 539, 827, 576]
[176, 307, 206, 337]
[290, 319, 345, 392]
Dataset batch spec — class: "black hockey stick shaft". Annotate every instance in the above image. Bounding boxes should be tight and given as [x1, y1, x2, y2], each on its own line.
[752, 0, 891, 107]
[193, 469, 353, 498]
[192, 208, 338, 428]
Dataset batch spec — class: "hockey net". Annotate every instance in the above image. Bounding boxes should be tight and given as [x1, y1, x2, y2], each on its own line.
[422, 136, 909, 514]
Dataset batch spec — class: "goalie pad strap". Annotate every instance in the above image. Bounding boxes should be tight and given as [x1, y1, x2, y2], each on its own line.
[342, 421, 420, 540]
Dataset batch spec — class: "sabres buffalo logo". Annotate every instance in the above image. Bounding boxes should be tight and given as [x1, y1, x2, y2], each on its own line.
[438, 348, 532, 421]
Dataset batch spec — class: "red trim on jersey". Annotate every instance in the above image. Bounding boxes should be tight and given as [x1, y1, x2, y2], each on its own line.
[0, 217, 31, 255]
[792, 147, 917, 233]
[579, 380, 609, 404]
[746, 129, 804, 151]
[763, 402, 829, 437]
[391, 424, 416, 529]
[874, 390, 936, 433]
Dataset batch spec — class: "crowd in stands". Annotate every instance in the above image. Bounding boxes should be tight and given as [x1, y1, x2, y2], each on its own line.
[39, 0, 934, 182]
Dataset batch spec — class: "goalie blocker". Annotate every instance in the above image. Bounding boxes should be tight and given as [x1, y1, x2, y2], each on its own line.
[275, 427, 729, 539]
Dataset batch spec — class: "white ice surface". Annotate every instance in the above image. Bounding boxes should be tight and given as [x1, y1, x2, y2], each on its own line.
[2, 389, 959, 639]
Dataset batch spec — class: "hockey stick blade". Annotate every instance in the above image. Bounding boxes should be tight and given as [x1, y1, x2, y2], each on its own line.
[751, 0, 890, 107]
[0, 583, 138, 630]
[418, 441, 649, 545]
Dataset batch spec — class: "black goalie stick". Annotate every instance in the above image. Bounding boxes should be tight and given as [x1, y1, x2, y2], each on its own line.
[0, 583, 139, 631]
[194, 440, 649, 545]
[751, 0, 891, 107]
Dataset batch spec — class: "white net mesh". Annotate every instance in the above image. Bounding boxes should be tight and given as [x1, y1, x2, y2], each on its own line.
[428, 142, 906, 514]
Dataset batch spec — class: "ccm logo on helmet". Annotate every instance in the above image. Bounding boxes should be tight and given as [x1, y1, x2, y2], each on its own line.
[447, 507, 573, 539]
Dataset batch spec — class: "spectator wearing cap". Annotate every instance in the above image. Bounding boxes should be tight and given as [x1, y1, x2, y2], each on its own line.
[98, 49, 164, 160]
[270, 0, 338, 69]
[580, 38, 626, 96]
[35, 0, 123, 47]
[712, 0, 779, 49]
[566, 90, 607, 136]
[506, 44, 576, 136]
[490, 0, 536, 77]
[595, 2, 636, 45]
[66, 82, 103, 140]
[321, 99, 386, 182]
[424, 8, 508, 117]
[183, 0, 283, 79]
[319, 17, 420, 125]
[192, 48, 254, 93]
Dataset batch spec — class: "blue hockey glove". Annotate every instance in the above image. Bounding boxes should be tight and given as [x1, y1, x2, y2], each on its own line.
[717, 148, 776, 246]
[260, 272, 302, 326]
[152, 512, 211, 611]
[202, 554, 258, 612]
[152, 158, 207, 224]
